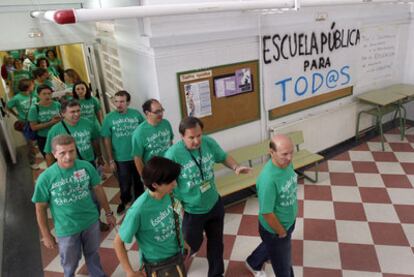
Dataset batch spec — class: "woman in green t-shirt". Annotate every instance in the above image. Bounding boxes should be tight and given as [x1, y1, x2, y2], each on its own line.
[6, 78, 39, 169]
[9, 59, 31, 95]
[45, 49, 63, 78]
[72, 81, 103, 125]
[114, 157, 190, 277]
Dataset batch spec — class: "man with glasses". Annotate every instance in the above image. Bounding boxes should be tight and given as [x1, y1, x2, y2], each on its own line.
[132, 99, 174, 177]
[101, 90, 145, 215]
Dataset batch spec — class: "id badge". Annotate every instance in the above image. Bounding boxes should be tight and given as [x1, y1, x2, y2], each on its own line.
[200, 181, 211, 193]
[73, 169, 86, 180]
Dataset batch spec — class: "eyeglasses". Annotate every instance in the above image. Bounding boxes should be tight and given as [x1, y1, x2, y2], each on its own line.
[151, 108, 165, 115]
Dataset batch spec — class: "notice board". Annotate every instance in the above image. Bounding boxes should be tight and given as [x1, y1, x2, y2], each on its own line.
[177, 60, 260, 134]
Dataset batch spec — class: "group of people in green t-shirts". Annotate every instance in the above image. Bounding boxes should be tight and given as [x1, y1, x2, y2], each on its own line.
[26, 85, 298, 277]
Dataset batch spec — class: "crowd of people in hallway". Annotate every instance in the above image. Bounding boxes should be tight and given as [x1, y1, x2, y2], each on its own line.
[2, 50, 299, 277]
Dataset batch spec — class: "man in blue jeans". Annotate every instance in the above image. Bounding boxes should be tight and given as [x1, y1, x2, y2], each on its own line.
[246, 134, 298, 277]
[32, 135, 116, 277]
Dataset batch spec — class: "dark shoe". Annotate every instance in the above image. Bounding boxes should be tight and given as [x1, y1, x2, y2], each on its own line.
[99, 220, 110, 232]
[117, 203, 126, 215]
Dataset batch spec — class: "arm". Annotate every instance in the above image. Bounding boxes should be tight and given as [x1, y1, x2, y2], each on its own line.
[93, 185, 116, 226]
[30, 116, 60, 131]
[134, 156, 144, 177]
[5, 107, 18, 118]
[92, 138, 104, 166]
[222, 155, 252, 175]
[262, 213, 287, 238]
[35, 202, 57, 249]
[96, 109, 103, 124]
[114, 234, 144, 277]
[103, 137, 116, 172]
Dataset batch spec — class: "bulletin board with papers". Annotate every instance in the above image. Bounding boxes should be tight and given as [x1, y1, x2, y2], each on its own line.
[177, 60, 260, 134]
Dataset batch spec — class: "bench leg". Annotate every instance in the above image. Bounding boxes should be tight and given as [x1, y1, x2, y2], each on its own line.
[301, 162, 319, 183]
[355, 111, 364, 141]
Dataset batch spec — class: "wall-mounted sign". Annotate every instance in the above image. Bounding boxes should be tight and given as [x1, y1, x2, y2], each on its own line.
[262, 21, 361, 115]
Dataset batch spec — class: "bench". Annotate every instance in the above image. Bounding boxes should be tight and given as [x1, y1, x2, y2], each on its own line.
[215, 130, 324, 197]
[286, 131, 324, 183]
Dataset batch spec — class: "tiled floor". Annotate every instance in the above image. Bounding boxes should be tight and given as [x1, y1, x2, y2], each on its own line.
[38, 127, 414, 277]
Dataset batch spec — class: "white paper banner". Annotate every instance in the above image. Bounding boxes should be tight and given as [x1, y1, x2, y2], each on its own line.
[262, 21, 361, 111]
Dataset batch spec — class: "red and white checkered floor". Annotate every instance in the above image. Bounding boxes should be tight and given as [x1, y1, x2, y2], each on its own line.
[37, 127, 414, 277]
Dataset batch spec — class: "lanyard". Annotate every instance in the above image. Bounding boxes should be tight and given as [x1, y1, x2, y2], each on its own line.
[187, 148, 205, 181]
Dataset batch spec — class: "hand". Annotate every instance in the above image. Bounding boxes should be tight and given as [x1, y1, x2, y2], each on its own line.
[277, 230, 287, 238]
[42, 234, 57, 249]
[51, 115, 61, 123]
[106, 214, 117, 228]
[235, 165, 252, 175]
[109, 160, 117, 172]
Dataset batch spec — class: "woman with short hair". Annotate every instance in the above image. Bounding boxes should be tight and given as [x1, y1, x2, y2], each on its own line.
[114, 156, 190, 277]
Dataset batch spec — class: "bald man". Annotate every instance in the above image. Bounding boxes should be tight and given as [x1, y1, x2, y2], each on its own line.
[245, 134, 297, 277]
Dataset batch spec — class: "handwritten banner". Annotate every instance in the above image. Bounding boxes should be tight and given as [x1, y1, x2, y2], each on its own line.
[262, 21, 361, 111]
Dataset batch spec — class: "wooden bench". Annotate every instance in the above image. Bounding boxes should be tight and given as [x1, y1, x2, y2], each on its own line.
[215, 131, 324, 197]
[286, 131, 324, 183]
[215, 140, 269, 197]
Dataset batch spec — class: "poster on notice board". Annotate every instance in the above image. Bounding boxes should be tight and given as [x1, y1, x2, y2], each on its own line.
[184, 80, 212, 118]
[214, 67, 253, 98]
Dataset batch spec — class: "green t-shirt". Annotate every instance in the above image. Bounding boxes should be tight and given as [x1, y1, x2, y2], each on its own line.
[31, 159, 101, 237]
[7, 92, 38, 121]
[164, 136, 227, 214]
[47, 58, 62, 71]
[78, 97, 101, 124]
[9, 69, 32, 94]
[101, 108, 144, 161]
[131, 119, 174, 163]
[47, 66, 59, 78]
[44, 118, 99, 161]
[257, 161, 298, 233]
[119, 190, 182, 263]
[28, 101, 61, 137]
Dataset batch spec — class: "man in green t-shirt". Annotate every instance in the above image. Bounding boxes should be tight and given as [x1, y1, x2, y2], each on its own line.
[44, 99, 103, 167]
[132, 99, 174, 176]
[32, 135, 115, 277]
[246, 134, 298, 277]
[28, 84, 61, 157]
[101, 91, 145, 215]
[165, 117, 251, 277]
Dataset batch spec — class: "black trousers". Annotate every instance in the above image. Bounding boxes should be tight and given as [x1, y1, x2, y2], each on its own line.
[115, 160, 144, 204]
[37, 135, 47, 157]
[182, 197, 225, 277]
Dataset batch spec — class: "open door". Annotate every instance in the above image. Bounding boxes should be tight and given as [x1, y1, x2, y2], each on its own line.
[83, 43, 109, 114]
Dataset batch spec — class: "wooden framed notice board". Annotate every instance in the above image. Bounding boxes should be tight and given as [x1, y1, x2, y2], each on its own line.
[177, 60, 260, 134]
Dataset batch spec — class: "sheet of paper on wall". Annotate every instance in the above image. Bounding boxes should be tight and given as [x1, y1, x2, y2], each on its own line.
[214, 75, 237, 98]
[235, 68, 252, 93]
[184, 80, 212, 118]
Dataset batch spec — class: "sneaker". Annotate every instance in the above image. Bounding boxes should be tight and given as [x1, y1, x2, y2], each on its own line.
[117, 203, 126, 215]
[99, 220, 110, 232]
[245, 260, 267, 277]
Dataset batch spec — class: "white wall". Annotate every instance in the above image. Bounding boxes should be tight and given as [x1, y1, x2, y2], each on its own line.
[133, 3, 412, 151]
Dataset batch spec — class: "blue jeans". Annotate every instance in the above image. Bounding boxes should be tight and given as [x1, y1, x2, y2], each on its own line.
[115, 160, 144, 204]
[246, 221, 295, 277]
[57, 221, 106, 277]
[182, 197, 224, 277]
